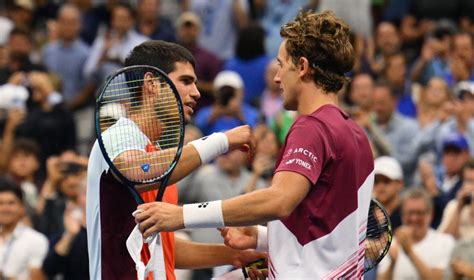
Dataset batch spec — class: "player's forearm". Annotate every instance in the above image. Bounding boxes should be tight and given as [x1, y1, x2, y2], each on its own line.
[168, 145, 202, 184]
[222, 188, 290, 226]
[174, 237, 239, 269]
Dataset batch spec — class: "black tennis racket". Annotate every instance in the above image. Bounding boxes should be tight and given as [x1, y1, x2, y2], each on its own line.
[364, 198, 393, 273]
[95, 65, 184, 202]
[237, 198, 392, 278]
[95, 65, 185, 279]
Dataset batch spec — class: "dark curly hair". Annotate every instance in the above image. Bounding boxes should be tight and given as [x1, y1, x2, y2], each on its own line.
[280, 10, 354, 93]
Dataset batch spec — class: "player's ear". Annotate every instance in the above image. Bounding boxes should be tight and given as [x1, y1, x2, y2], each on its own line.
[143, 72, 158, 94]
[298, 57, 310, 79]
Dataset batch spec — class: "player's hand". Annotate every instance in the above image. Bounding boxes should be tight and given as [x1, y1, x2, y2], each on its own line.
[232, 250, 267, 268]
[135, 202, 184, 237]
[225, 125, 256, 155]
[248, 267, 268, 280]
[219, 226, 258, 250]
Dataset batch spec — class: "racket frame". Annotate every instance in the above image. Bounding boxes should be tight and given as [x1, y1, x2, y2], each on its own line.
[364, 198, 393, 273]
[95, 65, 185, 203]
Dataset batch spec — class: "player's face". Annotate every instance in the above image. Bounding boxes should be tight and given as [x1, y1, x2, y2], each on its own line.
[168, 62, 200, 123]
[275, 40, 299, 111]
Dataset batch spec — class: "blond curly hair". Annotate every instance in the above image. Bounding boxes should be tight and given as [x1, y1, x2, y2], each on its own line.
[280, 10, 354, 93]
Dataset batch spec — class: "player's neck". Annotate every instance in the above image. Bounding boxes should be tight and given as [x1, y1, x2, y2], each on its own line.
[298, 86, 339, 115]
[129, 113, 161, 142]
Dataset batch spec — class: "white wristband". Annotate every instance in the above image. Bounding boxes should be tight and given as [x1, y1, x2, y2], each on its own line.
[256, 225, 268, 252]
[183, 200, 225, 228]
[189, 132, 229, 164]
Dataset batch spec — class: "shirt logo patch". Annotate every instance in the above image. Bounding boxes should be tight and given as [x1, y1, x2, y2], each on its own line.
[284, 158, 312, 170]
[286, 147, 318, 162]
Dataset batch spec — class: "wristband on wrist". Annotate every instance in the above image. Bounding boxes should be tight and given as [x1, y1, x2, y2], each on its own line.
[256, 225, 268, 252]
[189, 132, 229, 164]
[183, 200, 225, 228]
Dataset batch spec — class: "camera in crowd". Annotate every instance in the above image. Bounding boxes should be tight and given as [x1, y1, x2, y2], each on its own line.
[59, 161, 86, 175]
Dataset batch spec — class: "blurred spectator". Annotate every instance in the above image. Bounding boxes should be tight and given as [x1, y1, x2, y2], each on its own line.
[190, 0, 249, 60]
[0, 28, 46, 84]
[136, 0, 175, 42]
[83, 3, 148, 84]
[13, 71, 76, 176]
[369, 21, 402, 75]
[382, 53, 416, 118]
[434, 82, 474, 158]
[160, 0, 188, 20]
[36, 151, 87, 237]
[406, 0, 463, 23]
[346, 73, 392, 158]
[72, 0, 110, 46]
[411, 21, 456, 85]
[175, 11, 222, 110]
[373, 156, 404, 230]
[445, 32, 474, 86]
[42, 3, 96, 155]
[42, 182, 88, 279]
[224, 24, 271, 107]
[378, 188, 455, 280]
[419, 133, 470, 228]
[372, 81, 419, 186]
[2, 139, 41, 216]
[438, 158, 474, 241]
[7, 0, 36, 31]
[42, 4, 91, 108]
[416, 77, 452, 129]
[0, 177, 48, 280]
[261, 0, 307, 57]
[245, 127, 278, 192]
[346, 73, 375, 115]
[443, 238, 474, 280]
[194, 71, 260, 135]
[260, 59, 282, 123]
[318, 0, 372, 38]
[269, 110, 297, 146]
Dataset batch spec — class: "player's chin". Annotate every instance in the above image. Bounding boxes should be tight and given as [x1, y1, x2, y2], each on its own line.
[184, 112, 192, 124]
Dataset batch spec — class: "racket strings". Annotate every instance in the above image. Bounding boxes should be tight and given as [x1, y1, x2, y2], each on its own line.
[99, 70, 183, 183]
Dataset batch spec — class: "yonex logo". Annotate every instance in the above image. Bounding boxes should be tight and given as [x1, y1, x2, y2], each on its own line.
[141, 164, 150, 172]
[198, 202, 209, 208]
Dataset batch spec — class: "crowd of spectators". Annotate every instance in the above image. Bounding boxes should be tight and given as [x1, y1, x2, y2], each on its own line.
[0, 0, 474, 279]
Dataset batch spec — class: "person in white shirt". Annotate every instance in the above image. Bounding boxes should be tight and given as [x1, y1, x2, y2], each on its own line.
[0, 178, 48, 280]
[378, 188, 455, 280]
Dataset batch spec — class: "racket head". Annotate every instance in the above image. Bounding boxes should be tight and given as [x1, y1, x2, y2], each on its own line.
[95, 65, 185, 186]
[364, 198, 393, 273]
